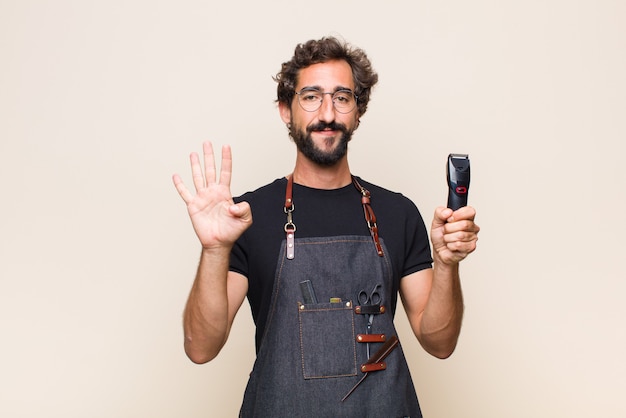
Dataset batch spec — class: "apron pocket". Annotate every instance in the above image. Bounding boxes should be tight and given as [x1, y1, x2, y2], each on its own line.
[298, 302, 357, 379]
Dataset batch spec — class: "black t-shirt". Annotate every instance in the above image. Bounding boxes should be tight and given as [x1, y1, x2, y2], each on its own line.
[231, 177, 433, 352]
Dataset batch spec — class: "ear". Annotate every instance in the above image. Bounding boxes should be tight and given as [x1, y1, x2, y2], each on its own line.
[278, 101, 292, 124]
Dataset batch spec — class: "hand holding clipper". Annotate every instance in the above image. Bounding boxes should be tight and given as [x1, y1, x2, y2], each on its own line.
[447, 154, 470, 210]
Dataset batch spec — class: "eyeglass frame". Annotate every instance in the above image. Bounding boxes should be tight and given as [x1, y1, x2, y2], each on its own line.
[294, 87, 359, 114]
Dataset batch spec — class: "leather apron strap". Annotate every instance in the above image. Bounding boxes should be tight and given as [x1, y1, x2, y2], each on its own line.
[283, 175, 384, 259]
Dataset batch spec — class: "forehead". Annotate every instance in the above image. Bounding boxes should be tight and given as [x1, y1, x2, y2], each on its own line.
[296, 60, 355, 91]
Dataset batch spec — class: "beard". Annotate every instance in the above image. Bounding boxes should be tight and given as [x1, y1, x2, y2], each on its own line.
[289, 120, 353, 166]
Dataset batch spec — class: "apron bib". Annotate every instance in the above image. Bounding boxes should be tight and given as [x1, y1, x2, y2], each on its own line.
[239, 235, 423, 417]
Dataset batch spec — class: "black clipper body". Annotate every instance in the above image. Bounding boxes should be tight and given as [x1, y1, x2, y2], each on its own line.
[447, 154, 470, 210]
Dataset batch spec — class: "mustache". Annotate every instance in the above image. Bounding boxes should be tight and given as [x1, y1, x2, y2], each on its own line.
[306, 121, 348, 133]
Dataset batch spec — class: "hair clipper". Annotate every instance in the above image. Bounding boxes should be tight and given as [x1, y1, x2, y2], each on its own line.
[447, 153, 470, 210]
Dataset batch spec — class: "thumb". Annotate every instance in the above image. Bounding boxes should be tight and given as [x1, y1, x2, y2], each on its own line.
[229, 201, 252, 222]
[432, 206, 453, 228]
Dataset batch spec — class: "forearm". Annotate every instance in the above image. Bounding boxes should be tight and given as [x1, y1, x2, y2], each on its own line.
[419, 261, 464, 359]
[183, 246, 232, 364]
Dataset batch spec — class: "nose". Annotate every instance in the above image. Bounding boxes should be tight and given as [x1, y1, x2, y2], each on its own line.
[317, 93, 336, 122]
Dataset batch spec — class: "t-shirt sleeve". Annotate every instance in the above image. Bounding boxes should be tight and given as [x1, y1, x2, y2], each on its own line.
[401, 199, 433, 277]
[229, 235, 248, 278]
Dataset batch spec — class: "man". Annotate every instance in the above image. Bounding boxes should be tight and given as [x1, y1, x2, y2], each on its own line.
[173, 37, 479, 417]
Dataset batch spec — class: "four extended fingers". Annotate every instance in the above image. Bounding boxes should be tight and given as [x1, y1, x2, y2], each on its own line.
[172, 141, 233, 203]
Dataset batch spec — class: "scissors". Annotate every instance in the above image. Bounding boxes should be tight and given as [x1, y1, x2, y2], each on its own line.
[357, 284, 382, 358]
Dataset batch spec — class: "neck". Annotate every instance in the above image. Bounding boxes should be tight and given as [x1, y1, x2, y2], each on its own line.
[290, 154, 352, 189]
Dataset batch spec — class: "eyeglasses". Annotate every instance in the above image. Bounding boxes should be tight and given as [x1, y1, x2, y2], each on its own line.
[294, 88, 358, 114]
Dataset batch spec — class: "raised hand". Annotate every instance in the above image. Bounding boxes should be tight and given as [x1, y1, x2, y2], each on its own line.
[430, 206, 479, 265]
[172, 141, 252, 249]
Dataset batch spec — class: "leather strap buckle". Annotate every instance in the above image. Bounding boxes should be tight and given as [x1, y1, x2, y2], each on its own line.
[361, 362, 386, 373]
[355, 304, 386, 315]
[356, 333, 386, 343]
[352, 176, 384, 257]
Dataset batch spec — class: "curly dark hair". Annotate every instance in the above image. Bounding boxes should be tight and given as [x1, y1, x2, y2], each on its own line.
[274, 37, 379, 116]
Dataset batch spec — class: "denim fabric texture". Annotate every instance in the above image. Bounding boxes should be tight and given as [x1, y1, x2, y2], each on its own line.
[239, 236, 423, 418]
[299, 302, 357, 379]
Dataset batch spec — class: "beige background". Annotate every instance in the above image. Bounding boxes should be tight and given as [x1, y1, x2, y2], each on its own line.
[1, 1, 625, 417]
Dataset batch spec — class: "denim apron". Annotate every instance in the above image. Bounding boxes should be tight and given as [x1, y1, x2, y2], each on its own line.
[239, 230, 423, 417]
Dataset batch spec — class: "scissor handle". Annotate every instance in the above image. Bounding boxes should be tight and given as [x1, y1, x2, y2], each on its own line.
[357, 284, 382, 306]
[357, 290, 370, 305]
[369, 284, 382, 304]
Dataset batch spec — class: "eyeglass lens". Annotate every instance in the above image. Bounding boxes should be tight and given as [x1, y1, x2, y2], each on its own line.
[296, 89, 357, 113]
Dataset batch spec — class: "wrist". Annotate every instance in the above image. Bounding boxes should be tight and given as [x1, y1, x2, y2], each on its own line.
[200, 244, 233, 260]
[433, 256, 459, 275]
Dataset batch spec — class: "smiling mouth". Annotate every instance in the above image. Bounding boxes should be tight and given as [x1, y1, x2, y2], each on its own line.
[314, 128, 337, 135]
[312, 129, 340, 143]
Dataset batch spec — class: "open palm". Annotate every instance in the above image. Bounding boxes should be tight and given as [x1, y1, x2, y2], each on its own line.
[172, 142, 252, 249]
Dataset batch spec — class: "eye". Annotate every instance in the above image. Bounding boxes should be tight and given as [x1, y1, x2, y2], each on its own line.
[333, 91, 353, 103]
[299, 89, 322, 102]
